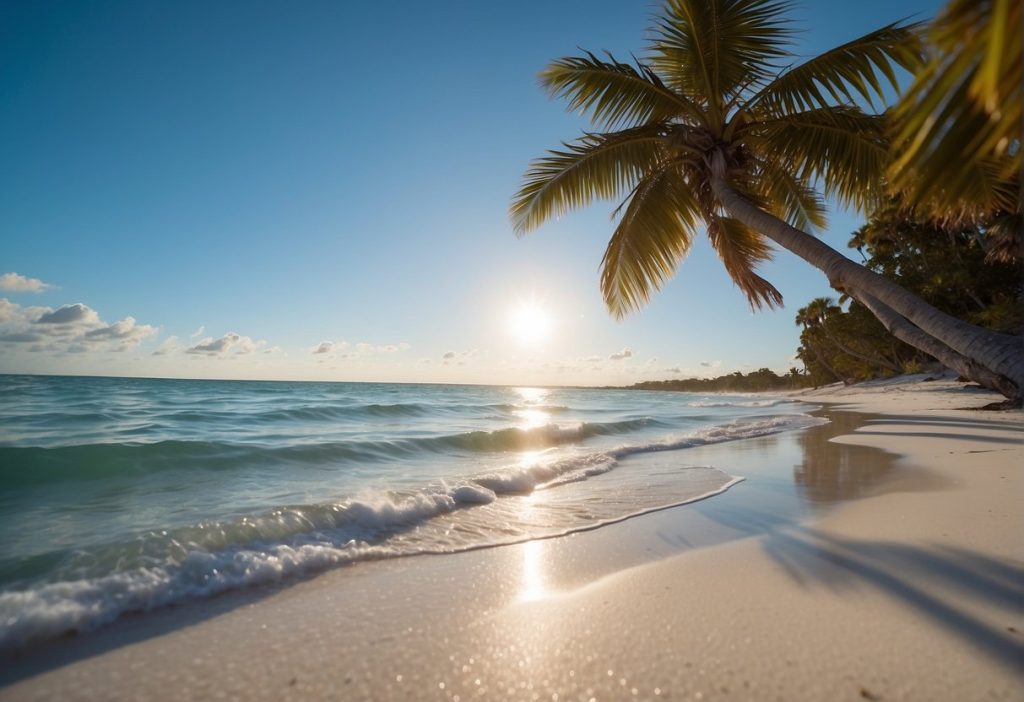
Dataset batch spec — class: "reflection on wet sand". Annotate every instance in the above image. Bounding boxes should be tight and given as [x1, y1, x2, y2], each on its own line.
[793, 411, 897, 504]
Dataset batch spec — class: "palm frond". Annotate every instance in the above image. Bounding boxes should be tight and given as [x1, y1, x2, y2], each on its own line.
[511, 126, 669, 234]
[706, 216, 784, 309]
[649, 0, 794, 111]
[754, 106, 889, 210]
[752, 22, 924, 114]
[898, 160, 1019, 224]
[889, 0, 1021, 209]
[540, 52, 701, 129]
[754, 159, 828, 232]
[600, 167, 701, 318]
[983, 211, 1023, 264]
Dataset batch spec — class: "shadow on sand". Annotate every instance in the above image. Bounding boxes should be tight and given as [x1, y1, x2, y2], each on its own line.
[761, 527, 1024, 670]
[704, 410, 1024, 671]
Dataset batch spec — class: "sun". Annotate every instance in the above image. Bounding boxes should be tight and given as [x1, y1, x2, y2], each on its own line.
[508, 301, 554, 346]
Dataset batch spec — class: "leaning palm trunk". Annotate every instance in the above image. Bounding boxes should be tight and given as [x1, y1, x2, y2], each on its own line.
[711, 153, 1024, 400]
[854, 292, 1019, 399]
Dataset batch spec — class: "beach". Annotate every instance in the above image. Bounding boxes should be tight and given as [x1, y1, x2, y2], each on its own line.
[1, 375, 1020, 701]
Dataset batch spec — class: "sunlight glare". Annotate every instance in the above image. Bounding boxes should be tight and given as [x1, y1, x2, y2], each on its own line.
[519, 539, 548, 602]
[508, 301, 554, 346]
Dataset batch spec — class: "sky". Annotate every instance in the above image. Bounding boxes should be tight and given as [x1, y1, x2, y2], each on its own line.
[0, 0, 943, 386]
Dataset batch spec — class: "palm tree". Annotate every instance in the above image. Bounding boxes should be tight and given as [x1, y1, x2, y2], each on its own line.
[796, 297, 902, 374]
[795, 298, 849, 385]
[888, 0, 1022, 266]
[889, 0, 1020, 217]
[511, 0, 1024, 402]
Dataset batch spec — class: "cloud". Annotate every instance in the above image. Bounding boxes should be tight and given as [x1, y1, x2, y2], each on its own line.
[0, 299, 19, 324]
[665, 366, 682, 374]
[190, 325, 205, 339]
[312, 340, 407, 357]
[609, 347, 634, 361]
[83, 316, 157, 348]
[0, 331, 43, 343]
[0, 299, 157, 353]
[0, 272, 54, 293]
[152, 336, 182, 356]
[187, 332, 261, 356]
[700, 360, 722, 369]
[442, 349, 478, 365]
[35, 303, 99, 325]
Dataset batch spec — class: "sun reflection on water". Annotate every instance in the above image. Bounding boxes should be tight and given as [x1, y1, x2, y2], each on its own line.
[513, 387, 549, 405]
[514, 408, 549, 429]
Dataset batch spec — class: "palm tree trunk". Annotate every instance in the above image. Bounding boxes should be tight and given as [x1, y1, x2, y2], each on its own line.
[710, 152, 1024, 400]
[856, 293, 1019, 400]
[820, 325, 904, 373]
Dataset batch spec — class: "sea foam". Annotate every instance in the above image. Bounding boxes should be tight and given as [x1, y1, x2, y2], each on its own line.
[0, 411, 825, 652]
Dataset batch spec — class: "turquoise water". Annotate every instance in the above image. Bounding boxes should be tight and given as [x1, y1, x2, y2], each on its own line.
[0, 374, 824, 650]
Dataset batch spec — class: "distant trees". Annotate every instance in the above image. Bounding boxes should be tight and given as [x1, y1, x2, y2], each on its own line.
[795, 205, 1022, 386]
[630, 367, 807, 393]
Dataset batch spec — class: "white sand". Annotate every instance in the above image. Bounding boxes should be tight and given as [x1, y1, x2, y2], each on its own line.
[2, 377, 1021, 701]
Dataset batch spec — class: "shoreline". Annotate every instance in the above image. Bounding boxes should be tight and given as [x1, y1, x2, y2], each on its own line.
[2, 378, 1021, 700]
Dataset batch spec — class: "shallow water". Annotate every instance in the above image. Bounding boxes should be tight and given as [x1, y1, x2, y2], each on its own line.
[0, 374, 824, 650]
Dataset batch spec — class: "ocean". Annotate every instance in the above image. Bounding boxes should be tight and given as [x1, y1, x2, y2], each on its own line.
[0, 374, 824, 651]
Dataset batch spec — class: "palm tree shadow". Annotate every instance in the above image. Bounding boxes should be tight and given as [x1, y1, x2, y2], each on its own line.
[760, 526, 1024, 670]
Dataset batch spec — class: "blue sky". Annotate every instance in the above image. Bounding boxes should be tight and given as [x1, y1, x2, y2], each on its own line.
[1, 0, 942, 385]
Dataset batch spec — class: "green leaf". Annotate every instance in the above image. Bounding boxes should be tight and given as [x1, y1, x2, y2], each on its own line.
[754, 107, 889, 210]
[511, 126, 669, 234]
[540, 53, 701, 129]
[753, 22, 924, 114]
[650, 0, 795, 108]
[600, 167, 701, 317]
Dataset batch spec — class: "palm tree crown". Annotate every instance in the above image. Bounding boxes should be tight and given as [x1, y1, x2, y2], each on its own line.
[511, 0, 921, 317]
[795, 297, 841, 329]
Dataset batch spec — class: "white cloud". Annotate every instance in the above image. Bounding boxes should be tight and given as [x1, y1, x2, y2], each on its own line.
[609, 347, 634, 361]
[0, 299, 19, 324]
[82, 316, 157, 349]
[0, 272, 54, 293]
[187, 332, 262, 357]
[152, 336, 182, 356]
[0, 299, 156, 353]
[190, 325, 205, 339]
[313, 340, 407, 357]
[35, 303, 100, 326]
[665, 366, 682, 374]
